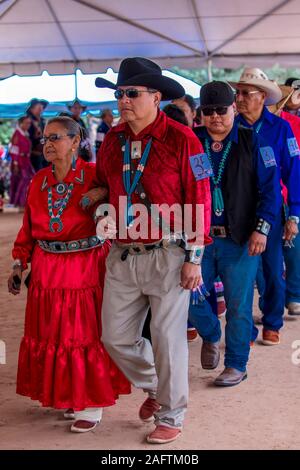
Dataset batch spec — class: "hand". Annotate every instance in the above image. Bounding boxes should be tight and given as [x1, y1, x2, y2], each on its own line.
[180, 262, 202, 290]
[8, 267, 22, 295]
[80, 187, 108, 210]
[248, 231, 267, 256]
[283, 219, 299, 242]
[96, 216, 117, 239]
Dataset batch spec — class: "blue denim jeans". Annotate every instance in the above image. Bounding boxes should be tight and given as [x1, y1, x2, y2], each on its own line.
[189, 237, 259, 372]
[283, 232, 300, 305]
[252, 213, 285, 340]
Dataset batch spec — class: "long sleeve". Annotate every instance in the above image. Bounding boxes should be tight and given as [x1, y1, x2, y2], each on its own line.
[12, 183, 35, 270]
[254, 133, 282, 227]
[180, 133, 212, 247]
[280, 121, 300, 217]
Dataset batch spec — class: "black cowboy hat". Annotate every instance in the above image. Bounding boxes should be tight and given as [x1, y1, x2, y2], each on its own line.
[95, 57, 185, 101]
[67, 99, 87, 111]
[26, 98, 49, 113]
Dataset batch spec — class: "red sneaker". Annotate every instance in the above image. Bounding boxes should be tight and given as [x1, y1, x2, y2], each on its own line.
[217, 299, 226, 317]
[262, 329, 280, 345]
[139, 397, 161, 423]
[147, 425, 181, 444]
[187, 328, 198, 342]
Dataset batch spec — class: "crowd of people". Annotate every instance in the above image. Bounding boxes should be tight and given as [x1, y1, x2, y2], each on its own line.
[5, 56, 300, 445]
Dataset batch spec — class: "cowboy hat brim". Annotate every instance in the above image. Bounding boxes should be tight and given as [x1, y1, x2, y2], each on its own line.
[95, 73, 185, 101]
[229, 78, 282, 105]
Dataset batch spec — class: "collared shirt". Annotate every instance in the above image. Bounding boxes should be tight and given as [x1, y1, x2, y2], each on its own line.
[195, 121, 282, 227]
[96, 110, 212, 245]
[235, 106, 300, 217]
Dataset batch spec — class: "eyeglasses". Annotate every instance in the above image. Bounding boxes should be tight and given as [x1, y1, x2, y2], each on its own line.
[201, 106, 229, 116]
[114, 88, 157, 100]
[40, 133, 76, 144]
[235, 90, 261, 98]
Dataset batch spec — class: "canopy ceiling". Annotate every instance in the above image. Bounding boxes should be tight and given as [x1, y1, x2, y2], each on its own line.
[0, 0, 299, 78]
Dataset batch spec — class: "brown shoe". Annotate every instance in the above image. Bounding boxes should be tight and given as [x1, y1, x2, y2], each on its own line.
[214, 367, 247, 387]
[262, 329, 280, 345]
[139, 397, 161, 423]
[187, 328, 198, 342]
[201, 340, 220, 369]
[147, 425, 181, 444]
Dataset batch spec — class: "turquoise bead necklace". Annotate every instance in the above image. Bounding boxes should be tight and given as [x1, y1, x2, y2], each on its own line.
[204, 139, 232, 217]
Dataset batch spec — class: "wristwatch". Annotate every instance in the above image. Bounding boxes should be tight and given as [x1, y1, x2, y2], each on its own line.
[288, 216, 299, 224]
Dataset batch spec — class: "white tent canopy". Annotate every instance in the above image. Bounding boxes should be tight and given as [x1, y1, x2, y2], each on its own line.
[0, 0, 300, 78]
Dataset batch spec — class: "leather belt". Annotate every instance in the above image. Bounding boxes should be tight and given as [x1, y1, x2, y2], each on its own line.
[115, 236, 185, 261]
[209, 226, 230, 238]
[38, 236, 103, 253]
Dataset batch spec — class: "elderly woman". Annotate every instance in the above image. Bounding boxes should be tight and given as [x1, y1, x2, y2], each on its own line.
[8, 116, 130, 433]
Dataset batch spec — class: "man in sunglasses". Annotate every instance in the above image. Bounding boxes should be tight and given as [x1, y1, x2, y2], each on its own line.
[231, 68, 300, 346]
[94, 57, 211, 444]
[189, 81, 281, 386]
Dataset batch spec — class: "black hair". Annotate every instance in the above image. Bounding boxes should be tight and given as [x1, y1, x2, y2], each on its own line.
[163, 104, 188, 126]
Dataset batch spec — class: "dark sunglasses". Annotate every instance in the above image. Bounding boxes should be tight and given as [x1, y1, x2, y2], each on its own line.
[114, 88, 157, 100]
[40, 133, 76, 144]
[201, 106, 229, 116]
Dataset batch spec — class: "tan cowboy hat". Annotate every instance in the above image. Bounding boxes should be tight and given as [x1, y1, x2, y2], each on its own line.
[229, 68, 282, 105]
[268, 80, 300, 114]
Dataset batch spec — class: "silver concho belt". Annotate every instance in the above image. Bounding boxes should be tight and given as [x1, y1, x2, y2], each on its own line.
[38, 236, 103, 253]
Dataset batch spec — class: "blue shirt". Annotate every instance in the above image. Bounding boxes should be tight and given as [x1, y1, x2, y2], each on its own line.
[195, 121, 281, 227]
[235, 107, 300, 217]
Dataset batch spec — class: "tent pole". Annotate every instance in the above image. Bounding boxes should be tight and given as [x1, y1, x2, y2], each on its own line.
[74, 70, 78, 99]
[207, 59, 212, 82]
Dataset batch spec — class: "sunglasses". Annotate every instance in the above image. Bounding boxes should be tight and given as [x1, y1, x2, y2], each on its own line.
[40, 133, 76, 145]
[235, 90, 261, 98]
[201, 106, 229, 116]
[114, 88, 157, 100]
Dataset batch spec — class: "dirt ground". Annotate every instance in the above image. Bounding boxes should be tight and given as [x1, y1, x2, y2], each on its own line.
[1, 212, 300, 450]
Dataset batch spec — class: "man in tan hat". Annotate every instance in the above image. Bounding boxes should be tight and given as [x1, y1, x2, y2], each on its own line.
[231, 68, 300, 345]
[94, 57, 212, 444]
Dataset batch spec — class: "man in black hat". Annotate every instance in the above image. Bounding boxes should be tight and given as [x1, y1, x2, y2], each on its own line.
[26, 98, 48, 172]
[94, 57, 212, 444]
[189, 81, 281, 386]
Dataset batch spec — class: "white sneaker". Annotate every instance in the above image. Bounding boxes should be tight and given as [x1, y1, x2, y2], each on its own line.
[288, 302, 300, 316]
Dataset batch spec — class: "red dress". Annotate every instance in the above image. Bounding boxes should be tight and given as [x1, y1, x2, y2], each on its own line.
[12, 158, 130, 410]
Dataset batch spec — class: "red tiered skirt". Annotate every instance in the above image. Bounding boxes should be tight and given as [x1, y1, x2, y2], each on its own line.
[17, 242, 130, 410]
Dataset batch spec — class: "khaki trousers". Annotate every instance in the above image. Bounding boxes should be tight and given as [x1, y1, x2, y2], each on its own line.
[101, 243, 190, 428]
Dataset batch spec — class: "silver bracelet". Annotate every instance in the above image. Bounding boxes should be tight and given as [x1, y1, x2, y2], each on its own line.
[184, 246, 205, 265]
[12, 259, 22, 270]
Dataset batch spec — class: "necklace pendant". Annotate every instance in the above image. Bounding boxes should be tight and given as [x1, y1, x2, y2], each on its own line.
[49, 217, 63, 233]
[56, 183, 68, 195]
[214, 209, 224, 217]
[211, 141, 223, 152]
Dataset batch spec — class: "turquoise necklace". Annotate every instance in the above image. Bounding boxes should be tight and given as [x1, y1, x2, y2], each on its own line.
[123, 138, 152, 227]
[204, 139, 232, 216]
[48, 184, 74, 232]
